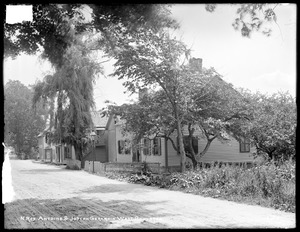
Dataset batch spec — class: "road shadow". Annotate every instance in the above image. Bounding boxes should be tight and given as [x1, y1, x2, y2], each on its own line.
[19, 168, 76, 174]
[19, 164, 78, 174]
[5, 197, 175, 229]
[77, 183, 155, 194]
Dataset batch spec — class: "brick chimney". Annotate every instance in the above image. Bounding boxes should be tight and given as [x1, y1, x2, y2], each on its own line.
[189, 58, 202, 72]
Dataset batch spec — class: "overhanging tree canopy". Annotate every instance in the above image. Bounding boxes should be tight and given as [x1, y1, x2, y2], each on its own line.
[17, 4, 178, 163]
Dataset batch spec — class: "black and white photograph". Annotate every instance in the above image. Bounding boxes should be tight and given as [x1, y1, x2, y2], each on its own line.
[3, 3, 296, 229]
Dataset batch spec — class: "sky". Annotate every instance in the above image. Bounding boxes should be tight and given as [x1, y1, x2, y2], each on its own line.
[4, 4, 296, 110]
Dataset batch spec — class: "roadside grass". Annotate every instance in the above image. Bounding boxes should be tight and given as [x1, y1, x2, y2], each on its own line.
[105, 159, 295, 213]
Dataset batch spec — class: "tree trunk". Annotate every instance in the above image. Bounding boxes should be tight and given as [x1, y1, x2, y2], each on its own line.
[174, 105, 185, 173]
[199, 135, 217, 157]
[187, 123, 198, 170]
[186, 154, 198, 170]
[74, 142, 84, 168]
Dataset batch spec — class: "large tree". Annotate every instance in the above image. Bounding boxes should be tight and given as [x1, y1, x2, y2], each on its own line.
[177, 67, 252, 168]
[4, 80, 46, 157]
[107, 27, 253, 171]
[4, 4, 178, 65]
[32, 38, 102, 164]
[96, 4, 280, 172]
[106, 65, 252, 169]
[4, 3, 280, 168]
[104, 88, 178, 152]
[109, 29, 194, 172]
[12, 4, 178, 164]
[245, 91, 296, 161]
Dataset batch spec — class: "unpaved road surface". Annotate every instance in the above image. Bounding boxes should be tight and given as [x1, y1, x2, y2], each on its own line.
[4, 160, 295, 229]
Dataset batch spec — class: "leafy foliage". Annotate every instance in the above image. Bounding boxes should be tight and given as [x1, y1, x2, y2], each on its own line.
[4, 4, 177, 67]
[180, 68, 253, 167]
[244, 91, 296, 161]
[106, 159, 295, 213]
[26, 4, 176, 162]
[4, 4, 84, 66]
[4, 80, 47, 157]
[106, 61, 252, 169]
[206, 4, 279, 37]
[107, 27, 194, 172]
[32, 39, 102, 161]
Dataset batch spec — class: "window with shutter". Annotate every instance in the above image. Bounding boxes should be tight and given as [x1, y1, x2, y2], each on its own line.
[240, 137, 251, 153]
[153, 138, 161, 156]
[143, 138, 150, 155]
[118, 140, 125, 154]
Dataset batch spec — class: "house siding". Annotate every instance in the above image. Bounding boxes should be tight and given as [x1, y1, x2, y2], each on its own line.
[104, 116, 256, 168]
[166, 128, 255, 166]
[115, 124, 132, 163]
[107, 117, 118, 162]
[198, 137, 255, 163]
[140, 138, 166, 166]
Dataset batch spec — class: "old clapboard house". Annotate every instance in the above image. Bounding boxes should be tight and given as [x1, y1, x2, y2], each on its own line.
[105, 114, 255, 172]
[102, 58, 256, 172]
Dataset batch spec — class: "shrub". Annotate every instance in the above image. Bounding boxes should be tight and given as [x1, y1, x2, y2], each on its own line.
[104, 159, 295, 213]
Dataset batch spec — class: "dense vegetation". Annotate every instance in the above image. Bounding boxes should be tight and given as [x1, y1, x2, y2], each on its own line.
[105, 159, 295, 213]
[4, 80, 47, 158]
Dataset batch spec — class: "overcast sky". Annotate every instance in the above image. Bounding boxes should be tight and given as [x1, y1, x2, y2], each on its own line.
[4, 4, 296, 110]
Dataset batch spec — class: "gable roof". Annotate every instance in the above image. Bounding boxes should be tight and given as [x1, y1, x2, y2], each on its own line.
[91, 111, 109, 128]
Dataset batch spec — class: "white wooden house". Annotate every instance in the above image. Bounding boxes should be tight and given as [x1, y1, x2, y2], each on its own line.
[105, 114, 255, 171]
[37, 123, 75, 165]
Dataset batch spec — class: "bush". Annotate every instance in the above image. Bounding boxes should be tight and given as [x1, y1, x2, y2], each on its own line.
[105, 159, 295, 213]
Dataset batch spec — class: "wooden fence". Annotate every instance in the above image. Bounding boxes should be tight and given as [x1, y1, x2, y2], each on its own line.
[84, 161, 161, 174]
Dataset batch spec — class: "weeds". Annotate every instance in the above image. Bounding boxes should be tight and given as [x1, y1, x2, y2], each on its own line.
[105, 159, 295, 213]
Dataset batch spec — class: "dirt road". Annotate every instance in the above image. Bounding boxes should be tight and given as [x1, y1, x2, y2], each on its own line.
[4, 160, 295, 229]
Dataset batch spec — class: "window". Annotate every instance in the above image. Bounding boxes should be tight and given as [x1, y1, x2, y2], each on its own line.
[45, 133, 50, 145]
[118, 140, 131, 155]
[152, 138, 161, 156]
[118, 140, 124, 154]
[240, 138, 250, 153]
[143, 138, 151, 156]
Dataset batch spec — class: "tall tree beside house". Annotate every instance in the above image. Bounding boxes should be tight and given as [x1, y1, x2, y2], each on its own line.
[109, 30, 194, 172]
[32, 39, 102, 163]
[4, 80, 47, 157]
[107, 25, 253, 171]
[22, 4, 177, 163]
[106, 65, 252, 169]
[243, 91, 296, 161]
[104, 88, 178, 152]
[181, 69, 253, 168]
